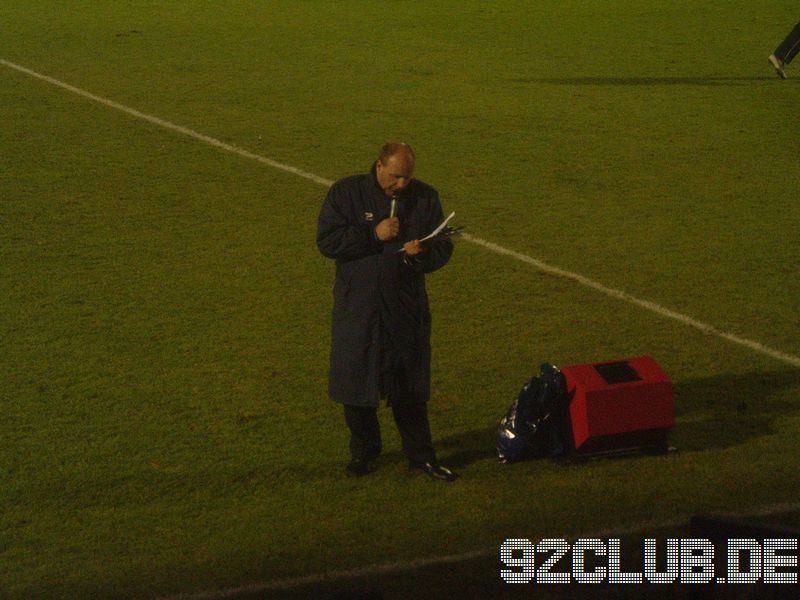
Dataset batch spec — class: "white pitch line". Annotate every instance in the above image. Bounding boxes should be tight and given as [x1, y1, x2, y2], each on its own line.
[3, 58, 799, 369]
[159, 500, 800, 599]
[463, 234, 800, 368]
[0, 58, 333, 188]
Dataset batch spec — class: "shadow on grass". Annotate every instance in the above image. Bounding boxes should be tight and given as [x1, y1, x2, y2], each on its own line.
[672, 369, 800, 452]
[426, 369, 800, 468]
[509, 76, 788, 86]
[372, 429, 497, 470]
[436, 425, 498, 469]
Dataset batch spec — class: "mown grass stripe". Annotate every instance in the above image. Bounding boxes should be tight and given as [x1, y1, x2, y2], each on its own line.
[3, 58, 799, 370]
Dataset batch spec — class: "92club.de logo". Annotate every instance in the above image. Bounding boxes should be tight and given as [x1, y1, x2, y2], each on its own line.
[501, 538, 799, 585]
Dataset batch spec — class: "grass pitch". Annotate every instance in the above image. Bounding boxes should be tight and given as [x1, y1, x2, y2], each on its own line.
[1, 1, 799, 597]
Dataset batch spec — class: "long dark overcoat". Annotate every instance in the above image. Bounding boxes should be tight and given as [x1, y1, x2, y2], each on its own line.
[316, 167, 453, 407]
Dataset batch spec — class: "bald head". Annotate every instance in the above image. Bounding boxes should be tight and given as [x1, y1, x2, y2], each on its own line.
[378, 142, 416, 167]
[375, 142, 415, 197]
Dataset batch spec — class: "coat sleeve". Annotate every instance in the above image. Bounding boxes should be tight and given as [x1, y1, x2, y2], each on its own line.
[317, 182, 380, 260]
[405, 191, 453, 274]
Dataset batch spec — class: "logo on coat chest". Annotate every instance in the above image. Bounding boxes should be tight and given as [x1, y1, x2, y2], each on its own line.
[364, 212, 374, 221]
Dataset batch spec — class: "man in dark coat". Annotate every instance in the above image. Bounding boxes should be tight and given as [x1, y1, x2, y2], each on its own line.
[316, 142, 458, 481]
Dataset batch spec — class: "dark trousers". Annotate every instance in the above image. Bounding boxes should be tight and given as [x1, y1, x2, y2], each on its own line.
[774, 22, 800, 64]
[343, 396, 435, 465]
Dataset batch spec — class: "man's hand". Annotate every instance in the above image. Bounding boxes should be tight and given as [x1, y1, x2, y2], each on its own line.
[403, 239, 428, 256]
[375, 217, 400, 241]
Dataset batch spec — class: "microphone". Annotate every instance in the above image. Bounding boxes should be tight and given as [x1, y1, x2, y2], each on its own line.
[390, 197, 397, 219]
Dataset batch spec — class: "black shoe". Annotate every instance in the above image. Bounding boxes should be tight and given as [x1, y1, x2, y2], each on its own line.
[346, 458, 376, 477]
[409, 461, 459, 482]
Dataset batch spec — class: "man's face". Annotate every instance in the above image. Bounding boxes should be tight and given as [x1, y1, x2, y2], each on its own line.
[375, 153, 414, 198]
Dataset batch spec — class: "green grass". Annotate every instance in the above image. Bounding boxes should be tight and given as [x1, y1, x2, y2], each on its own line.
[2, 1, 799, 597]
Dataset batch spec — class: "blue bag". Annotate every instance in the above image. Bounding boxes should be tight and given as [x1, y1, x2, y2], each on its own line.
[496, 363, 571, 463]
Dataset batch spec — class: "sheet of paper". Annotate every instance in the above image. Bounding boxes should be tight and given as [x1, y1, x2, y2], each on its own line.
[419, 212, 455, 243]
